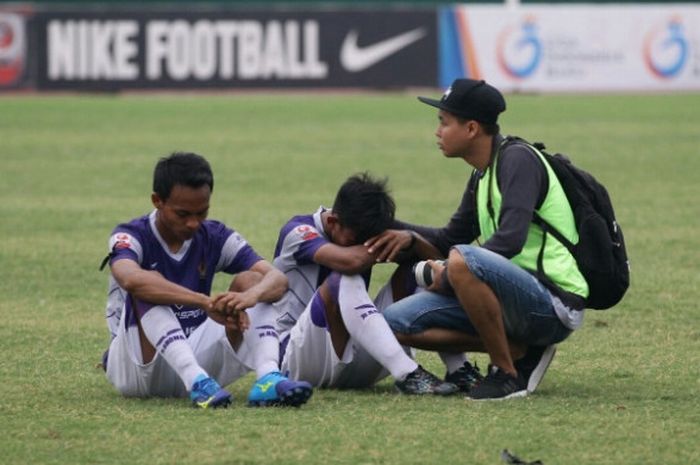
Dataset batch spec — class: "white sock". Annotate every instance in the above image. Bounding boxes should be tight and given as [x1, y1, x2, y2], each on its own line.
[140, 306, 207, 391]
[247, 324, 282, 379]
[440, 352, 468, 374]
[338, 275, 418, 381]
[240, 303, 283, 379]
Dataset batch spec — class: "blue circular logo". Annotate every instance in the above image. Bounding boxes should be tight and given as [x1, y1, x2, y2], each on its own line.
[498, 20, 542, 79]
[644, 19, 688, 79]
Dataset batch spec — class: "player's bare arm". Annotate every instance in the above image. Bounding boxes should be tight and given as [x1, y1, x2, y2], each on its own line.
[313, 242, 378, 274]
[213, 260, 287, 312]
[366, 229, 443, 263]
[110, 258, 212, 310]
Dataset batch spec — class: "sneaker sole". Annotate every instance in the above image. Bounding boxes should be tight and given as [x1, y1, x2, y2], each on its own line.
[468, 388, 528, 401]
[527, 345, 557, 394]
[434, 383, 460, 396]
[394, 382, 459, 396]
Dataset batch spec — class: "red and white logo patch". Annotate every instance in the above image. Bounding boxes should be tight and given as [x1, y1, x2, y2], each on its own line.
[295, 225, 319, 241]
[114, 233, 133, 250]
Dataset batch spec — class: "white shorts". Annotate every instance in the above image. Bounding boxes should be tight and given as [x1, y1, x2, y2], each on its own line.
[280, 307, 388, 389]
[279, 282, 397, 389]
[105, 304, 274, 398]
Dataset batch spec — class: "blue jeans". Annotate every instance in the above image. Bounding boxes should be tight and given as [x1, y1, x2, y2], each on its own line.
[383, 245, 571, 346]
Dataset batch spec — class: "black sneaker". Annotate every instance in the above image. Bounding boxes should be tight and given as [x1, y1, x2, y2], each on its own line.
[445, 361, 484, 393]
[515, 345, 557, 394]
[395, 365, 459, 396]
[468, 365, 527, 400]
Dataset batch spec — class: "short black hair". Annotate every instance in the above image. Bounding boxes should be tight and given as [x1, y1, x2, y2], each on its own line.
[455, 115, 500, 136]
[332, 172, 395, 243]
[153, 152, 213, 200]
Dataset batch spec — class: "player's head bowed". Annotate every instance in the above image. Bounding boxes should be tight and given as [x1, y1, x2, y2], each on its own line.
[153, 152, 214, 201]
[332, 172, 395, 244]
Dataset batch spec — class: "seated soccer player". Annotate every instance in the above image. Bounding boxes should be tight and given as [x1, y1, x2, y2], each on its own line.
[100, 152, 312, 408]
[272, 173, 457, 395]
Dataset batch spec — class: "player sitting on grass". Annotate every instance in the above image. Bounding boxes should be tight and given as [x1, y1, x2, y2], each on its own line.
[272, 173, 457, 395]
[100, 152, 312, 408]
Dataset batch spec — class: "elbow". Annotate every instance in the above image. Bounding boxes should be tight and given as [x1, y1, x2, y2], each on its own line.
[116, 275, 140, 294]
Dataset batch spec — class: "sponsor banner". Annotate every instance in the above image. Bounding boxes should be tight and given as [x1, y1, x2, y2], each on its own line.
[440, 5, 700, 92]
[0, 9, 29, 89]
[34, 9, 436, 90]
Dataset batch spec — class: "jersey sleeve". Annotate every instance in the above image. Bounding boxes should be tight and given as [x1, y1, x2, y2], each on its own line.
[108, 229, 143, 266]
[288, 224, 327, 264]
[274, 221, 328, 272]
[216, 230, 265, 274]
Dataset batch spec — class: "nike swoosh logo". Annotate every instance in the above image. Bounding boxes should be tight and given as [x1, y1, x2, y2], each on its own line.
[340, 27, 426, 73]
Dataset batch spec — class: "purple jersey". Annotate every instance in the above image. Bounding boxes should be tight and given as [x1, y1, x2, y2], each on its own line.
[272, 207, 331, 327]
[104, 211, 263, 337]
[271, 207, 370, 330]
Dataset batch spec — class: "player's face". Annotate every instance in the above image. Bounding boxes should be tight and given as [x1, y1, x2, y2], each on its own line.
[326, 215, 358, 246]
[152, 184, 211, 245]
[435, 110, 478, 158]
[331, 224, 358, 247]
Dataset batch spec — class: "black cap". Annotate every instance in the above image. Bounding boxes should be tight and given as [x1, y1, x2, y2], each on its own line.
[418, 79, 506, 124]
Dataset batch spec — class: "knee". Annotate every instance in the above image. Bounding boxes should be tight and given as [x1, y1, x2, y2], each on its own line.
[325, 272, 366, 302]
[381, 302, 410, 334]
[393, 331, 413, 346]
[447, 248, 472, 288]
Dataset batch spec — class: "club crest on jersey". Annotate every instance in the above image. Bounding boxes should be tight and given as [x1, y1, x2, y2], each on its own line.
[295, 225, 319, 241]
[114, 233, 132, 249]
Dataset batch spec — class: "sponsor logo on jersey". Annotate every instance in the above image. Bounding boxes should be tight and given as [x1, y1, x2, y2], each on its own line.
[295, 225, 319, 241]
[114, 233, 132, 249]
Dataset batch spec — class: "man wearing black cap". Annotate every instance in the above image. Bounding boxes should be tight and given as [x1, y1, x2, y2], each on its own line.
[366, 79, 587, 400]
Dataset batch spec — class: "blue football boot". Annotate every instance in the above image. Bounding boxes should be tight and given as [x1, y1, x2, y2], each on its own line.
[190, 375, 232, 409]
[248, 372, 313, 407]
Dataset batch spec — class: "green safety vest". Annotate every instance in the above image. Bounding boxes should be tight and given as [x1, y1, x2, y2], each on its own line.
[476, 144, 589, 298]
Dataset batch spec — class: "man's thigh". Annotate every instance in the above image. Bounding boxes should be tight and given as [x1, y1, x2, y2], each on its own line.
[382, 290, 477, 335]
[455, 245, 569, 345]
[105, 319, 186, 398]
[281, 303, 385, 389]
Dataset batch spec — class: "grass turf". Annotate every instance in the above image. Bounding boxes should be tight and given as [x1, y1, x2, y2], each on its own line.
[0, 92, 698, 464]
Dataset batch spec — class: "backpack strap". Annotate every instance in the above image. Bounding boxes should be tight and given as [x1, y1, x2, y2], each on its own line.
[484, 137, 520, 230]
[501, 136, 580, 295]
[532, 213, 575, 256]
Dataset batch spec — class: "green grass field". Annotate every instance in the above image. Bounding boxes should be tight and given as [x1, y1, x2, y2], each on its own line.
[1, 92, 699, 465]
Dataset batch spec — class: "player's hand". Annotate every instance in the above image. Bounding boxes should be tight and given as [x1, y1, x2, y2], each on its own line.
[365, 230, 414, 263]
[212, 290, 259, 314]
[206, 307, 250, 331]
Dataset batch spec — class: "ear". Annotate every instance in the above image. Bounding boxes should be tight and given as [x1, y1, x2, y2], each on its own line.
[466, 120, 481, 136]
[326, 213, 339, 227]
[151, 192, 163, 209]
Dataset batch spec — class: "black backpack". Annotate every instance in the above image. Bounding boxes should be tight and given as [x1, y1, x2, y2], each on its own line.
[501, 136, 630, 310]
